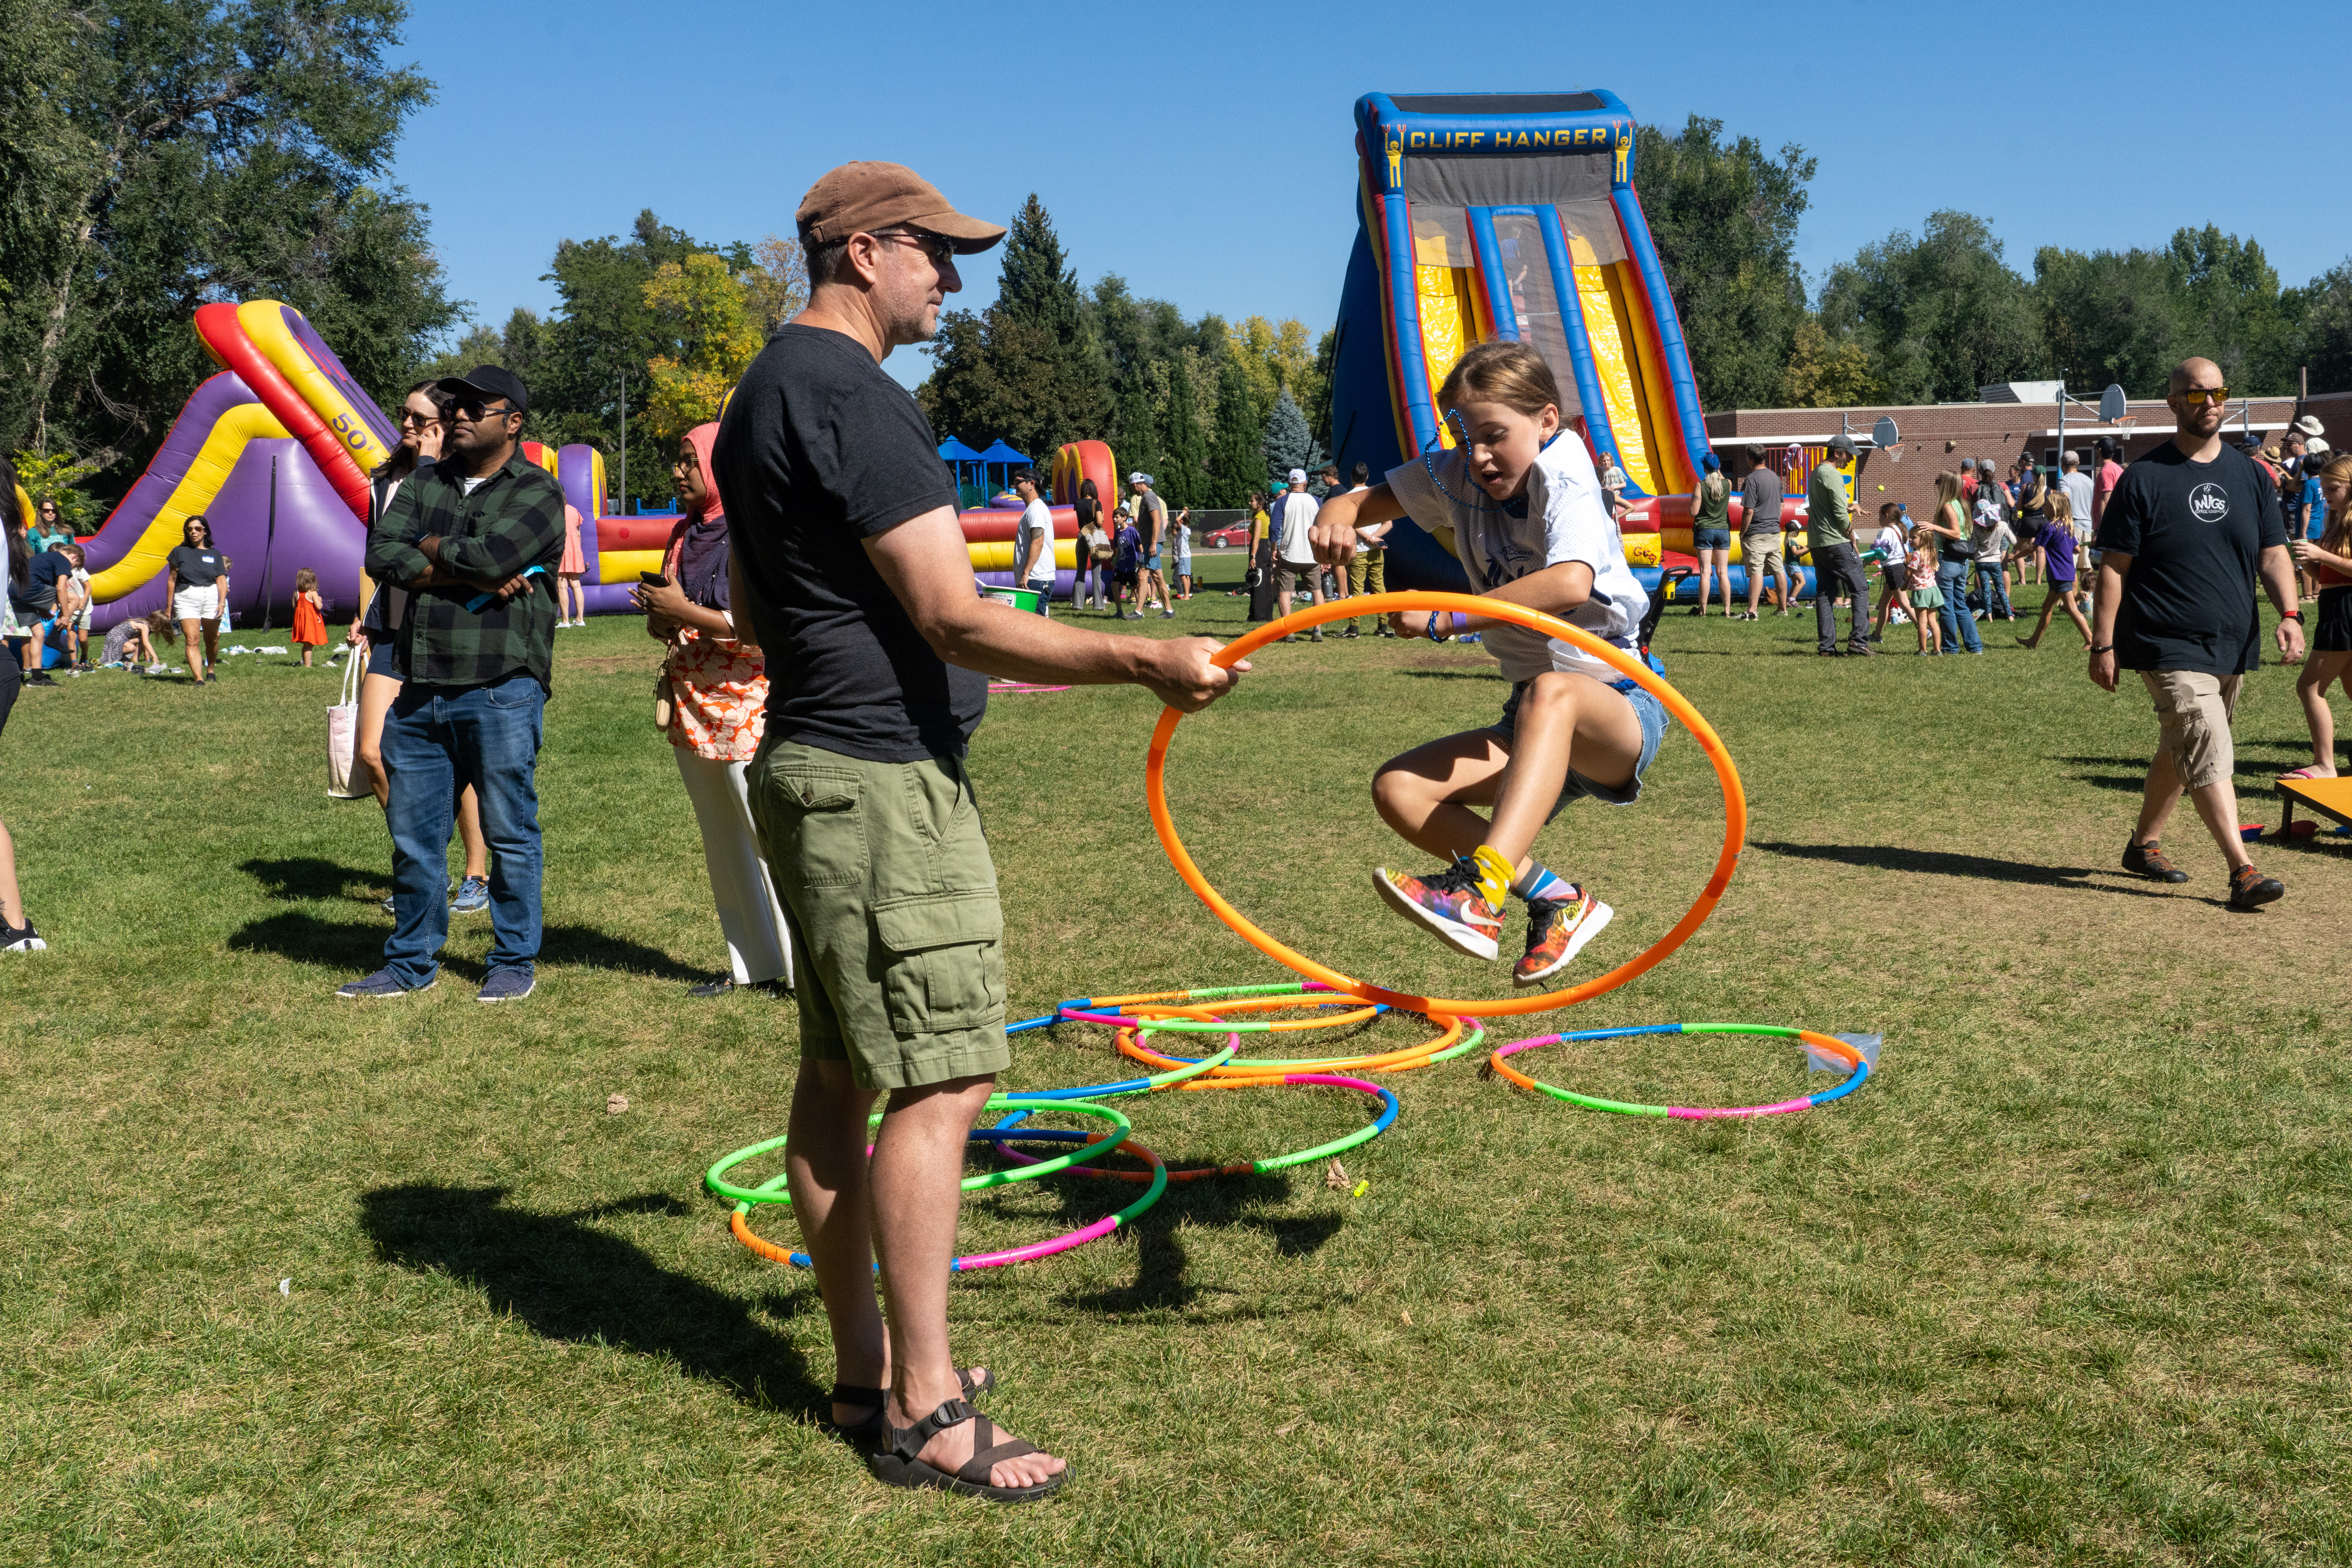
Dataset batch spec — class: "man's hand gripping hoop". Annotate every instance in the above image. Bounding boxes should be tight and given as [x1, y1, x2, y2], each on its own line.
[1144, 591, 1748, 1018]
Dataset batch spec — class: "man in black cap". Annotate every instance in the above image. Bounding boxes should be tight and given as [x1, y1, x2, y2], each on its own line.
[1805, 435, 1872, 655]
[344, 365, 565, 1002]
[715, 161, 1242, 1501]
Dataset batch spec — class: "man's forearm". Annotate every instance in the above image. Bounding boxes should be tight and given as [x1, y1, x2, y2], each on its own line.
[2259, 546, 2299, 615]
[2092, 561, 2127, 641]
[928, 599, 1165, 687]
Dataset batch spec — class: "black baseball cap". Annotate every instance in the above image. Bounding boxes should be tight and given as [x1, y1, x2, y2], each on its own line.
[436, 364, 529, 414]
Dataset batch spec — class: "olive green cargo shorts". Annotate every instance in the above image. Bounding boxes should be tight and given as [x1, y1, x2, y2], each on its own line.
[749, 739, 1010, 1089]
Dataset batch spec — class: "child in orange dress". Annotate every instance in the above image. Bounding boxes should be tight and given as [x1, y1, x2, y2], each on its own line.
[290, 567, 328, 666]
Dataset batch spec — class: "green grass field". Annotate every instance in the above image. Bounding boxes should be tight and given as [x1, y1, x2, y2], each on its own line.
[4, 555, 2348, 1566]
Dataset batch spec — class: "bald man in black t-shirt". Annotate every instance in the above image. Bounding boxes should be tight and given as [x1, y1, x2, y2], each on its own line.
[2091, 356, 2303, 909]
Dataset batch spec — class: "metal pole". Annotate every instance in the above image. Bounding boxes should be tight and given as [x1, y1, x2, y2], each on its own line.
[618, 374, 627, 515]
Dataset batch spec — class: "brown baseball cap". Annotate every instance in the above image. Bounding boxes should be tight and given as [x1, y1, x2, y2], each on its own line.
[796, 162, 1006, 254]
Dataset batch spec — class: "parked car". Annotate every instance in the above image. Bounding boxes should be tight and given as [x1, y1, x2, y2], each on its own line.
[1205, 523, 1251, 549]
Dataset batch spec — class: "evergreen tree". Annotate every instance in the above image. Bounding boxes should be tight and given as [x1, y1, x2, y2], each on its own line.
[1112, 374, 1160, 496]
[1259, 388, 1325, 491]
[1208, 354, 1266, 506]
[1160, 353, 1206, 508]
[989, 194, 1109, 453]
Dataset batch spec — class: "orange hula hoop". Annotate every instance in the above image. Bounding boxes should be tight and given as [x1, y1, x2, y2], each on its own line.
[1145, 591, 1748, 1019]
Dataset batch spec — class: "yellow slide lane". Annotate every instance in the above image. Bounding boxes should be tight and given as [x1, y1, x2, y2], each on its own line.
[1416, 262, 1483, 447]
[85, 402, 292, 601]
[1572, 260, 1659, 497]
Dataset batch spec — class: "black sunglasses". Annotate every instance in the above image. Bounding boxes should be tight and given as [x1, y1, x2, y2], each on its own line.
[451, 400, 519, 423]
[872, 229, 956, 268]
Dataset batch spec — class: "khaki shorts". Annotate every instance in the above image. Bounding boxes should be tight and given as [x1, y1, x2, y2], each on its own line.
[2140, 669, 2242, 791]
[1741, 534, 1783, 571]
[748, 738, 1010, 1089]
[1276, 558, 1322, 594]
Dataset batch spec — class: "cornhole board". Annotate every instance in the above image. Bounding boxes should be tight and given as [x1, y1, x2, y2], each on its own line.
[2276, 774, 2352, 837]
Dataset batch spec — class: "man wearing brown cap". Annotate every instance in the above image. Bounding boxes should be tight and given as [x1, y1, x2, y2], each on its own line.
[714, 162, 1245, 1502]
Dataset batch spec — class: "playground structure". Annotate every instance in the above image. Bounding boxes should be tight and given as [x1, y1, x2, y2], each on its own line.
[1325, 90, 1814, 603]
[71, 300, 641, 632]
[958, 438, 1120, 601]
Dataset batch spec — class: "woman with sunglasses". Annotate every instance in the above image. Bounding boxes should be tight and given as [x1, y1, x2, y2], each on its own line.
[350, 381, 490, 913]
[165, 516, 230, 683]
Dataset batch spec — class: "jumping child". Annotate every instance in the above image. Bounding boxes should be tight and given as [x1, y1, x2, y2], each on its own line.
[2286, 454, 2352, 778]
[290, 567, 329, 667]
[1309, 341, 1658, 984]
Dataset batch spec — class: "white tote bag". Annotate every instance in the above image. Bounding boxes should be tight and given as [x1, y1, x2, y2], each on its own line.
[326, 653, 367, 798]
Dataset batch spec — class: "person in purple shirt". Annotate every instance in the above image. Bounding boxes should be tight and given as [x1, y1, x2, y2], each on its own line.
[2010, 491, 2093, 650]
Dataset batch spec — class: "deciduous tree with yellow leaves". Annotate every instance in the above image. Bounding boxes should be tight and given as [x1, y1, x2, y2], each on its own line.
[641, 253, 763, 439]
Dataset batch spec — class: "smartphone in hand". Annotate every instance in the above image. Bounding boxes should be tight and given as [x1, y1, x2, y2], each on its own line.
[639, 571, 670, 587]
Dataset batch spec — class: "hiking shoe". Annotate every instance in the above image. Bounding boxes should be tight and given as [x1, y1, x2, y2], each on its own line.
[1341, 626, 1360, 639]
[1373, 854, 1505, 961]
[451, 875, 490, 914]
[2228, 864, 2284, 910]
[1514, 888, 1613, 985]
[1308, 630, 1325, 642]
[2122, 838, 2189, 884]
[1160, 609, 1175, 619]
[0, 921, 47, 952]
[23, 671, 56, 687]
[337, 967, 435, 999]
[476, 967, 536, 1003]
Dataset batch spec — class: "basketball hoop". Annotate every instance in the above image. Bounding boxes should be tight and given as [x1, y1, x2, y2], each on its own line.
[1882, 443, 1904, 465]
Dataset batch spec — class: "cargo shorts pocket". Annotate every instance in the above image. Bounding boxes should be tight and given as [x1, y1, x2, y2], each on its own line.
[762, 770, 865, 889]
[872, 890, 1006, 1035]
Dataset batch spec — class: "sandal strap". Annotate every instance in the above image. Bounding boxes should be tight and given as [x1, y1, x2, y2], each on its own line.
[958, 1422, 1043, 1486]
[886, 1397, 976, 1461]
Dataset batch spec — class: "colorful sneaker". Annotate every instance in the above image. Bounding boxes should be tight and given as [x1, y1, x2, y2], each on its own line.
[2227, 864, 2284, 910]
[1372, 848, 1509, 961]
[0, 921, 47, 952]
[2121, 838, 2188, 884]
[1514, 887, 1614, 985]
[451, 875, 490, 914]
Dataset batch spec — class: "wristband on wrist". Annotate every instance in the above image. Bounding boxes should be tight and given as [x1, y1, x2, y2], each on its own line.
[2282, 611, 2303, 622]
[2089, 644, 2113, 654]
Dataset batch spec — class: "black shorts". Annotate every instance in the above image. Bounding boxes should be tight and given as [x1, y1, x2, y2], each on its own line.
[2318, 586, 2352, 654]
[0, 656, 18, 742]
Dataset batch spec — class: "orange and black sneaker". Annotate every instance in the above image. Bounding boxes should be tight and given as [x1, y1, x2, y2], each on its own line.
[2121, 838, 2189, 884]
[1373, 849, 1508, 961]
[2227, 863, 2284, 910]
[1514, 886, 1614, 986]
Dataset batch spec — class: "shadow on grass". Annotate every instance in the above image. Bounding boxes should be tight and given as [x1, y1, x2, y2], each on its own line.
[359, 1184, 825, 1416]
[1750, 840, 2172, 897]
[1397, 669, 1507, 682]
[227, 910, 704, 981]
[240, 856, 381, 903]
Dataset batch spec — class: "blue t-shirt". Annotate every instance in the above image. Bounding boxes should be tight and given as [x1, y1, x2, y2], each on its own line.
[2302, 476, 2326, 542]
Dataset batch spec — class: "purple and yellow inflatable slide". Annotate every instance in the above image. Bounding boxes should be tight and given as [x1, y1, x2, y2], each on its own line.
[83, 301, 612, 630]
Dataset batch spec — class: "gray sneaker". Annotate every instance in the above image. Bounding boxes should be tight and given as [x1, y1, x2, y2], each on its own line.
[451, 875, 490, 914]
[476, 967, 536, 1003]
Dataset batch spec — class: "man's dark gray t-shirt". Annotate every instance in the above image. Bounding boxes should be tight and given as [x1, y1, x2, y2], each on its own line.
[1738, 468, 1783, 537]
[2097, 443, 2286, 675]
[713, 324, 981, 762]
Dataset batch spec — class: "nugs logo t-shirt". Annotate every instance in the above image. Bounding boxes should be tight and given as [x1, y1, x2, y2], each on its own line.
[2097, 444, 2286, 675]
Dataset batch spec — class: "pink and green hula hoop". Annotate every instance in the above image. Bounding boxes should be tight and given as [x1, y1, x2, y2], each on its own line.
[1487, 1023, 1873, 1118]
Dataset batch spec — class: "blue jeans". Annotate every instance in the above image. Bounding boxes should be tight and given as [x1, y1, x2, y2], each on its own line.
[381, 671, 546, 986]
[1972, 561, 2012, 618]
[1936, 558, 1981, 652]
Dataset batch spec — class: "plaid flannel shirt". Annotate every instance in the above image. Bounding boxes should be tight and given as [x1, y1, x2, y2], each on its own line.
[366, 452, 565, 690]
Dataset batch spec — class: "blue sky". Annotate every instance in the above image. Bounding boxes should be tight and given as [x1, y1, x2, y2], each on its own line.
[394, 0, 2350, 391]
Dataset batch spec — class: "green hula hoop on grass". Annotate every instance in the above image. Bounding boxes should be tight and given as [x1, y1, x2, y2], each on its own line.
[704, 1095, 1132, 1207]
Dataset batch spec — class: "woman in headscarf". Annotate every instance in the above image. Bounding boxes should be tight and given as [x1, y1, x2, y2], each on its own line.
[633, 422, 791, 997]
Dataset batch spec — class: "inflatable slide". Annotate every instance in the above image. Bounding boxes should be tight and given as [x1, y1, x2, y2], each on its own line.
[80, 300, 616, 630]
[959, 438, 1119, 600]
[1328, 90, 1810, 600]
